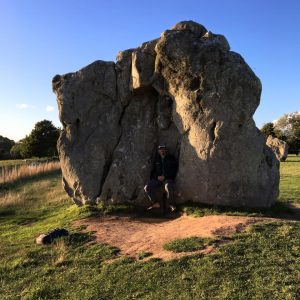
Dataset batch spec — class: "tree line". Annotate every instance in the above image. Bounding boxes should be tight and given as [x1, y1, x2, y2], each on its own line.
[261, 111, 300, 154]
[0, 120, 60, 160]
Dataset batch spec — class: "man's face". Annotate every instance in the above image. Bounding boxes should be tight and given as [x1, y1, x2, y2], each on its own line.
[158, 148, 167, 157]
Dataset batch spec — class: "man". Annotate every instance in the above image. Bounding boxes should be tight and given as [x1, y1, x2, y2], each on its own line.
[144, 144, 178, 212]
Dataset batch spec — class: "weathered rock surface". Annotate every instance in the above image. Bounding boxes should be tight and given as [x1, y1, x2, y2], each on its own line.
[52, 21, 279, 208]
[266, 135, 288, 161]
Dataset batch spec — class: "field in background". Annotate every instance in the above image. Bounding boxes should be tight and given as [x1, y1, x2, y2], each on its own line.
[279, 154, 300, 203]
[0, 155, 299, 299]
[0, 159, 60, 185]
[0, 157, 58, 168]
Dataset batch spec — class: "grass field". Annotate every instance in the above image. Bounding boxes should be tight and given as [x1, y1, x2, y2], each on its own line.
[0, 161, 61, 185]
[279, 154, 300, 203]
[0, 156, 299, 299]
[0, 157, 58, 168]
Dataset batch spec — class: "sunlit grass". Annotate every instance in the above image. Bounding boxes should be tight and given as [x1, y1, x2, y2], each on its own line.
[279, 154, 300, 203]
[0, 161, 61, 185]
[0, 155, 299, 299]
[0, 171, 68, 211]
[0, 157, 56, 168]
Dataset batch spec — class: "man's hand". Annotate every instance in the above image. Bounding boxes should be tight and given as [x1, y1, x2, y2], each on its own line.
[158, 176, 165, 181]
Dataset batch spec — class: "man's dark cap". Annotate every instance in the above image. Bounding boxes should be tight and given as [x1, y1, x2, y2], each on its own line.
[158, 144, 167, 149]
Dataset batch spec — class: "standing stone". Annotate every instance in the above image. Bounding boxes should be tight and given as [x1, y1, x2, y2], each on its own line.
[52, 21, 279, 208]
[266, 135, 289, 162]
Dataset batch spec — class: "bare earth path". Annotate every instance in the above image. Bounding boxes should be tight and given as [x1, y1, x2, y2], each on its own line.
[73, 214, 271, 260]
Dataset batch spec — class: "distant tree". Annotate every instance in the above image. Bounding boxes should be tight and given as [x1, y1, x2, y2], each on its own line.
[10, 120, 60, 158]
[274, 112, 300, 154]
[10, 141, 22, 158]
[27, 120, 60, 157]
[261, 122, 277, 137]
[290, 113, 300, 137]
[10, 138, 31, 158]
[0, 135, 15, 160]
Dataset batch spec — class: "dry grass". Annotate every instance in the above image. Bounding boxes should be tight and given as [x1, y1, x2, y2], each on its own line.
[0, 190, 26, 209]
[0, 173, 68, 210]
[52, 239, 68, 266]
[0, 161, 61, 185]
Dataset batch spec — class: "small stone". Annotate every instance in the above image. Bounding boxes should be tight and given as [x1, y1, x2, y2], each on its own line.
[36, 228, 69, 245]
[36, 234, 47, 245]
[266, 135, 289, 161]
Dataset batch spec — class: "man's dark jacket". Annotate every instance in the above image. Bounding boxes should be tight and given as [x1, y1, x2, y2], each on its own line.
[150, 153, 178, 180]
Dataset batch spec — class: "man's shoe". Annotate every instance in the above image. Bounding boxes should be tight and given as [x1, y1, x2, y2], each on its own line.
[169, 205, 176, 212]
[147, 202, 160, 210]
[152, 202, 160, 208]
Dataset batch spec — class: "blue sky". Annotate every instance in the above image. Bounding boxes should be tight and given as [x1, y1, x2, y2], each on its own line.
[0, 0, 299, 141]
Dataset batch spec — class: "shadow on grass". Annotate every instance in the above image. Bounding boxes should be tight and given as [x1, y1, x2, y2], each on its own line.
[73, 200, 298, 227]
[66, 231, 96, 247]
[0, 209, 16, 217]
[85, 202, 182, 222]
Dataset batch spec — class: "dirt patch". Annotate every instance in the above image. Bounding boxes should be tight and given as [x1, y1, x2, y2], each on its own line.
[73, 214, 271, 260]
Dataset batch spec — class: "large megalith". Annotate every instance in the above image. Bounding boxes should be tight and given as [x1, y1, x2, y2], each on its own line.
[52, 20, 279, 208]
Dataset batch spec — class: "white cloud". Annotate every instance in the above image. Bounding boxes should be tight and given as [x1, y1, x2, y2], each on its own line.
[46, 105, 55, 112]
[16, 103, 29, 109]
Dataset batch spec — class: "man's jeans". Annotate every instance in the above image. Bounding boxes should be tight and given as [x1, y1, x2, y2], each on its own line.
[144, 179, 175, 205]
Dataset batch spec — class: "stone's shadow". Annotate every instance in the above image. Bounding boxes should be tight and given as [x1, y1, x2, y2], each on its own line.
[103, 208, 181, 224]
[125, 201, 300, 223]
[86, 200, 300, 226]
[137, 211, 181, 223]
[281, 203, 300, 221]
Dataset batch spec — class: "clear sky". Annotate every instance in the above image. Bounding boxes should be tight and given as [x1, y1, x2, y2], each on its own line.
[0, 0, 299, 141]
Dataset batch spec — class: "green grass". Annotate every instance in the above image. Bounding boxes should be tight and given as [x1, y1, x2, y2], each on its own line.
[163, 237, 214, 253]
[138, 251, 153, 260]
[0, 155, 300, 299]
[279, 154, 300, 203]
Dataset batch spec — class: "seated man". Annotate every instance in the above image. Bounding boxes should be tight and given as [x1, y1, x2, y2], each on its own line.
[144, 144, 178, 212]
